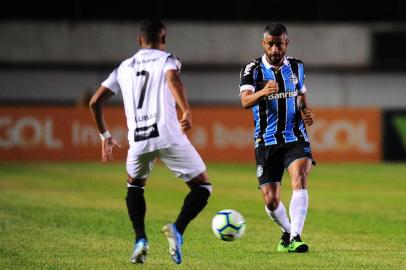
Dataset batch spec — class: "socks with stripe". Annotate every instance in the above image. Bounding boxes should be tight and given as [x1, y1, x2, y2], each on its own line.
[265, 202, 291, 233]
[289, 189, 308, 239]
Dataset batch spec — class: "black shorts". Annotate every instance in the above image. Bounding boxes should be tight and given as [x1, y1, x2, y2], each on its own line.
[255, 141, 315, 187]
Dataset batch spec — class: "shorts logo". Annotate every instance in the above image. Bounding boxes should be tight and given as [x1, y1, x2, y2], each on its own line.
[303, 146, 311, 153]
[256, 165, 263, 177]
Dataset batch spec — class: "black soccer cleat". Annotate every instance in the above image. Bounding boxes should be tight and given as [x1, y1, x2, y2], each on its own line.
[277, 232, 290, 252]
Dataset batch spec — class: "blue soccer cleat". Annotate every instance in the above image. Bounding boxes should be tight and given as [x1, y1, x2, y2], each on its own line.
[161, 224, 183, 264]
[130, 238, 149, 264]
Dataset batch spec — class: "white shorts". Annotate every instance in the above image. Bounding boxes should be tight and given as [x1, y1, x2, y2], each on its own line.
[126, 143, 206, 182]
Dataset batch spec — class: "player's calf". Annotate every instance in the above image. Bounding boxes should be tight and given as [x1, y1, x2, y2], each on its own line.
[174, 184, 212, 234]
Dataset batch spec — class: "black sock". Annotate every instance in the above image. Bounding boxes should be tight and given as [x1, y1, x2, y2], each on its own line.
[125, 186, 147, 241]
[175, 185, 211, 235]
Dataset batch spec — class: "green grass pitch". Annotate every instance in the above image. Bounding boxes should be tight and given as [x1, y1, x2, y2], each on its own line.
[1, 162, 406, 269]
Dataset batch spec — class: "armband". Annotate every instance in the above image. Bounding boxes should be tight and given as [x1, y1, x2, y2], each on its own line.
[99, 130, 111, 140]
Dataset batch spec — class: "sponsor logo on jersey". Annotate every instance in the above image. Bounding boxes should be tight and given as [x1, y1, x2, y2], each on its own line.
[243, 62, 256, 77]
[134, 123, 159, 142]
[135, 113, 157, 123]
[135, 57, 158, 65]
[266, 90, 298, 100]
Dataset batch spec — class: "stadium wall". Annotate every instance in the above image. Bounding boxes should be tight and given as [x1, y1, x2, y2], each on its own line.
[0, 106, 384, 163]
[1, 21, 405, 108]
[1, 70, 406, 108]
[0, 22, 370, 67]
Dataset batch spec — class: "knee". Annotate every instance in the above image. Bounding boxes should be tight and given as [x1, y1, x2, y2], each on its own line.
[127, 175, 146, 187]
[187, 171, 211, 190]
[294, 166, 309, 178]
[193, 171, 210, 184]
[196, 183, 213, 195]
[291, 169, 308, 189]
[264, 195, 280, 211]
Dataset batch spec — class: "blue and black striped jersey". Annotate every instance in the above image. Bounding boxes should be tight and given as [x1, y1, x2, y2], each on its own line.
[239, 55, 309, 147]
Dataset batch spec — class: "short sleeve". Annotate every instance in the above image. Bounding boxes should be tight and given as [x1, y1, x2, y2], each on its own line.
[164, 55, 181, 73]
[239, 61, 257, 95]
[297, 63, 307, 94]
[101, 68, 120, 94]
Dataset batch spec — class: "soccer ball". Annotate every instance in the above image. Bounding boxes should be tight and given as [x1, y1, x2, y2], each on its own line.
[211, 209, 246, 241]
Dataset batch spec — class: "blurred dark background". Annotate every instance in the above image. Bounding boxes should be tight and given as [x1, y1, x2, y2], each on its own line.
[2, 0, 406, 106]
[2, 0, 406, 22]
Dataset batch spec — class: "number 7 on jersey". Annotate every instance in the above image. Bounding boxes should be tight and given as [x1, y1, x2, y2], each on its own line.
[136, 70, 149, 109]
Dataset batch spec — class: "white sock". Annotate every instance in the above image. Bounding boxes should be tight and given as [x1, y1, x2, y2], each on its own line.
[265, 202, 291, 233]
[289, 189, 308, 240]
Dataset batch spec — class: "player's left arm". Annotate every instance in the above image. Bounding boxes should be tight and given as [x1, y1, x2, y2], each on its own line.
[89, 86, 121, 163]
[298, 94, 314, 126]
[296, 62, 314, 126]
[166, 69, 192, 133]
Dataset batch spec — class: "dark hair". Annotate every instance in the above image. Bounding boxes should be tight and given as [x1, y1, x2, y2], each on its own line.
[139, 18, 166, 44]
[264, 23, 287, 36]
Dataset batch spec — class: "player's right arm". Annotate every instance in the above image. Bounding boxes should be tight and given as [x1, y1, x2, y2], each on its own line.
[239, 60, 278, 109]
[240, 81, 279, 109]
[89, 85, 121, 163]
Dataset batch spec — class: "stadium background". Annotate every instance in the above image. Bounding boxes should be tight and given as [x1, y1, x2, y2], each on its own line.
[1, 0, 406, 163]
[1, 2, 406, 270]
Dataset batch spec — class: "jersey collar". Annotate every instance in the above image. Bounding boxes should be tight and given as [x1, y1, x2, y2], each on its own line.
[261, 54, 289, 70]
[129, 48, 165, 67]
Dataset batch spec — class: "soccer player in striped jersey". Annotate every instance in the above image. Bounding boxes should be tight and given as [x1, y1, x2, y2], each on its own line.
[239, 23, 315, 253]
[89, 19, 212, 264]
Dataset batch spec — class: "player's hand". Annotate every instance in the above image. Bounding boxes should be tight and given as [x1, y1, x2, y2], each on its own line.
[180, 110, 192, 133]
[262, 80, 279, 97]
[301, 107, 314, 126]
[101, 137, 121, 164]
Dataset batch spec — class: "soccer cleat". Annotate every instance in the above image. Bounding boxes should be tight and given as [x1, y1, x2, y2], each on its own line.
[161, 224, 183, 264]
[288, 235, 309, 253]
[130, 238, 149, 264]
[277, 232, 291, 252]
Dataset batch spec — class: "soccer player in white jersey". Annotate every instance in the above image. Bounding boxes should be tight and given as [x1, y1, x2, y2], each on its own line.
[89, 18, 212, 265]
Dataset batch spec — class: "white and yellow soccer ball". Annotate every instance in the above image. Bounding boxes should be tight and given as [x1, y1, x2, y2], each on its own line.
[211, 209, 246, 241]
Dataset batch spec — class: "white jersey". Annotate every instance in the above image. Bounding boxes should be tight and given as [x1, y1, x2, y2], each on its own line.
[102, 48, 190, 154]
